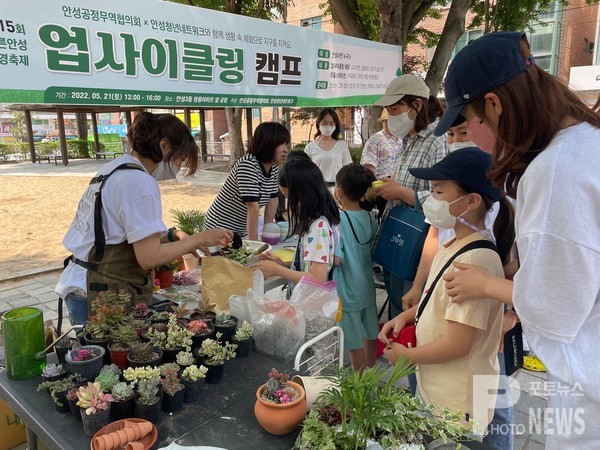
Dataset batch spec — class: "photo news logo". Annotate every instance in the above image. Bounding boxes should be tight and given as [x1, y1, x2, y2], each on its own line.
[473, 376, 586, 437]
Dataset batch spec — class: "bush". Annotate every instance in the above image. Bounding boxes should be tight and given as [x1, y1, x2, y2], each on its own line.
[292, 143, 307, 151]
[349, 146, 363, 164]
[67, 139, 92, 158]
[36, 142, 60, 155]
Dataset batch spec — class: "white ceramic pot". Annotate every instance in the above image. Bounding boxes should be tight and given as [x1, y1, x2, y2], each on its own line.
[291, 375, 338, 412]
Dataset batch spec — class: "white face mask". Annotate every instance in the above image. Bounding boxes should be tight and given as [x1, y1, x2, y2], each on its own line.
[320, 125, 336, 137]
[448, 141, 474, 152]
[151, 161, 179, 181]
[423, 195, 467, 229]
[386, 112, 414, 138]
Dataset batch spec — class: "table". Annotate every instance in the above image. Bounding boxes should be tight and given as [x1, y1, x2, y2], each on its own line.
[0, 350, 299, 450]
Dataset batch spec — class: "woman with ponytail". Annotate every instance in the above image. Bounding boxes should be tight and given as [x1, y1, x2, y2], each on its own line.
[55, 112, 232, 324]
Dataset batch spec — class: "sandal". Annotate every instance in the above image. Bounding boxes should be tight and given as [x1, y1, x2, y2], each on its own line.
[523, 355, 546, 372]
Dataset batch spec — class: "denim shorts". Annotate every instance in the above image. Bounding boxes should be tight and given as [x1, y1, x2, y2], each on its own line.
[64, 292, 88, 325]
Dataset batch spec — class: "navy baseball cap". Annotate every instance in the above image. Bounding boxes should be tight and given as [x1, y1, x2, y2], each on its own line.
[434, 31, 535, 136]
[409, 147, 501, 201]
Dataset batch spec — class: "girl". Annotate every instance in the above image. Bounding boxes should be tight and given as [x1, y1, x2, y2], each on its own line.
[333, 164, 379, 371]
[434, 31, 600, 448]
[203, 122, 289, 240]
[379, 148, 515, 436]
[252, 152, 339, 286]
[55, 112, 232, 324]
[304, 108, 352, 187]
[371, 74, 448, 319]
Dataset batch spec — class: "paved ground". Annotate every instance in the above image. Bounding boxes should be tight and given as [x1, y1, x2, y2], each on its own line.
[1, 158, 549, 449]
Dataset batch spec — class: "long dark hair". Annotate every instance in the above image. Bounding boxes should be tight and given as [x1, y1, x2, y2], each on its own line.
[247, 122, 290, 163]
[398, 94, 444, 133]
[469, 36, 600, 197]
[279, 154, 339, 237]
[127, 112, 199, 175]
[456, 181, 515, 265]
[314, 108, 342, 140]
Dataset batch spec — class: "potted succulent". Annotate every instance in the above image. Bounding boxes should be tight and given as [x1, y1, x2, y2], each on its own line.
[110, 381, 135, 420]
[123, 366, 161, 384]
[190, 297, 217, 323]
[145, 314, 194, 363]
[187, 319, 215, 350]
[65, 345, 105, 381]
[211, 313, 239, 343]
[232, 320, 253, 358]
[153, 261, 179, 288]
[149, 310, 170, 324]
[142, 322, 168, 343]
[175, 351, 196, 370]
[160, 367, 185, 413]
[169, 302, 193, 326]
[255, 368, 306, 435]
[76, 381, 114, 437]
[134, 377, 162, 423]
[294, 359, 471, 449]
[108, 324, 139, 368]
[181, 364, 208, 403]
[95, 370, 120, 392]
[132, 317, 152, 338]
[127, 342, 163, 368]
[66, 386, 84, 421]
[37, 373, 83, 414]
[132, 303, 152, 319]
[41, 363, 68, 382]
[195, 332, 237, 384]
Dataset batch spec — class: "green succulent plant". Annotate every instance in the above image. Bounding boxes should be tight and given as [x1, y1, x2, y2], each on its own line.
[181, 364, 208, 382]
[137, 378, 160, 405]
[111, 382, 135, 401]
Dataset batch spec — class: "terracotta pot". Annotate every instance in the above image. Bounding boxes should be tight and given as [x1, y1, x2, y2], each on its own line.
[254, 381, 306, 435]
[154, 269, 174, 288]
[108, 344, 135, 369]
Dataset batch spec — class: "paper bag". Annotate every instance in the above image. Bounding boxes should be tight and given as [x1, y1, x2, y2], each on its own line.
[201, 256, 254, 314]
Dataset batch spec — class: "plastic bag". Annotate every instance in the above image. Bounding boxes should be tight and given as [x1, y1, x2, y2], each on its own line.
[229, 272, 305, 365]
[288, 277, 339, 374]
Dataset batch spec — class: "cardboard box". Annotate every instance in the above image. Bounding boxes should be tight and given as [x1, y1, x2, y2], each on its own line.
[0, 399, 26, 450]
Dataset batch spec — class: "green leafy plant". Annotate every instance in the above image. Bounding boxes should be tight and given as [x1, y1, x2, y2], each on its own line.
[37, 373, 83, 407]
[145, 314, 194, 351]
[155, 261, 179, 271]
[123, 366, 161, 385]
[296, 358, 471, 449]
[176, 351, 195, 366]
[95, 371, 120, 392]
[170, 301, 193, 320]
[87, 290, 131, 340]
[233, 320, 253, 341]
[214, 313, 235, 326]
[197, 332, 237, 366]
[149, 310, 170, 322]
[181, 364, 208, 382]
[111, 382, 135, 402]
[128, 342, 160, 363]
[192, 298, 217, 320]
[76, 382, 114, 415]
[137, 378, 161, 405]
[110, 324, 138, 351]
[170, 208, 206, 235]
[161, 367, 184, 397]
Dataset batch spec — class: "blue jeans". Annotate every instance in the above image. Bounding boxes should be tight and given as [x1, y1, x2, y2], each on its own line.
[483, 354, 514, 450]
[64, 292, 88, 326]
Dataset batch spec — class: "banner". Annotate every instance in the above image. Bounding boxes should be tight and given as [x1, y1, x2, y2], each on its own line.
[0, 0, 402, 108]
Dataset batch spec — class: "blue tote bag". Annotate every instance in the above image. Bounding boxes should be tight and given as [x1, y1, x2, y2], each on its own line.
[373, 192, 430, 281]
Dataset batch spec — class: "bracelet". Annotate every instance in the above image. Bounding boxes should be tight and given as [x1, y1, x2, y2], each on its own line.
[167, 227, 177, 242]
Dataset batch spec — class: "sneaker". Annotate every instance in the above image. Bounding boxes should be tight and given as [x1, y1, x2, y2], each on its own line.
[523, 355, 546, 372]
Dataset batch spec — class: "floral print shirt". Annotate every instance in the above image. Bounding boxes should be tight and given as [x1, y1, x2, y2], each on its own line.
[360, 130, 402, 179]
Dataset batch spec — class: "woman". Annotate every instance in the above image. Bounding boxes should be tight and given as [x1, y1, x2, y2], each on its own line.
[434, 31, 600, 448]
[371, 74, 448, 318]
[55, 112, 232, 324]
[304, 108, 352, 186]
[203, 122, 289, 240]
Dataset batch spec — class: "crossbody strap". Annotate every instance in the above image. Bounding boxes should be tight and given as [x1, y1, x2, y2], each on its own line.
[342, 210, 376, 245]
[414, 240, 498, 324]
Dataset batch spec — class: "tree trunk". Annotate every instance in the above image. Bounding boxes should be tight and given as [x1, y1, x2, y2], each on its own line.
[225, 108, 244, 166]
[76, 112, 88, 141]
[367, 105, 383, 139]
[329, 0, 369, 39]
[424, 0, 471, 97]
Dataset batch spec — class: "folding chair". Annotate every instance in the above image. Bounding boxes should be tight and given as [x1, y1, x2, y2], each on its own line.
[294, 326, 344, 375]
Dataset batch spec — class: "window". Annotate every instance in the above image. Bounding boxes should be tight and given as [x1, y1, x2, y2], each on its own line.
[252, 108, 261, 120]
[451, 29, 483, 60]
[300, 17, 322, 30]
[526, 23, 557, 74]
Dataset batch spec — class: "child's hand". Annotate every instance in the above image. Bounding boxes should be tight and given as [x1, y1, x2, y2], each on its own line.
[250, 260, 281, 278]
[402, 286, 422, 310]
[378, 315, 406, 344]
[383, 342, 408, 365]
[258, 251, 283, 265]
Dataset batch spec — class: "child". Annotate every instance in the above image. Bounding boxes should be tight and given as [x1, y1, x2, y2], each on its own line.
[379, 147, 514, 436]
[333, 164, 379, 372]
[252, 152, 340, 286]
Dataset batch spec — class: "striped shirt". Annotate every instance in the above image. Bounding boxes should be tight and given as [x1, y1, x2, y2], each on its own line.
[203, 154, 279, 236]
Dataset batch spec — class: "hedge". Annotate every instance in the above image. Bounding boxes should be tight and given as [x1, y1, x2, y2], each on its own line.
[0, 140, 102, 161]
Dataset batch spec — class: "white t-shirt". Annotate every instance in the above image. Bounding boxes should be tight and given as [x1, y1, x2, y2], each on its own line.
[513, 122, 600, 448]
[304, 139, 352, 183]
[55, 155, 167, 298]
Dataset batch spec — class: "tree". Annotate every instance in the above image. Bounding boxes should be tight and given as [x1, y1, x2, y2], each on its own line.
[471, 0, 567, 34]
[76, 112, 88, 142]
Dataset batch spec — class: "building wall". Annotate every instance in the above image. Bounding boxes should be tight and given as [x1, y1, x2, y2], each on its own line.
[557, 0, 597, 82]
